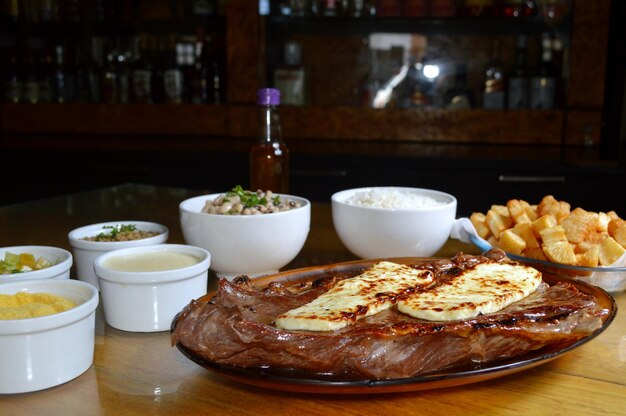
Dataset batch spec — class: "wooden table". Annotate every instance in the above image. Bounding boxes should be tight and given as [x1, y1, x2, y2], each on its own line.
[1, 184, 624, 415]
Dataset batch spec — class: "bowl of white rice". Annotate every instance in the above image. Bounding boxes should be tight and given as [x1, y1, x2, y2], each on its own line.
[331, 187, 457, 259]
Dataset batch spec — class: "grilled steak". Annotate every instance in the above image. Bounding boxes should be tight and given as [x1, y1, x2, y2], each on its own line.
[172, 250, 609, 380]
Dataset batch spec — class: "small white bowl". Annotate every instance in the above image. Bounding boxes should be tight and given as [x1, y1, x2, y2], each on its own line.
[179, 193, 310, 280]
[332, 187, 457, 259]
[0, 246, 72, 283]
[94, 244, 210, 332]
[0, 279, 99, 394]
[68, 221, 169, 290]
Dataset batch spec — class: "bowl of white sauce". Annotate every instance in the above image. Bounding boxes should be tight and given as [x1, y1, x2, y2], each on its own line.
[94, 244, 210, 332]
[331, 187, 457, 259]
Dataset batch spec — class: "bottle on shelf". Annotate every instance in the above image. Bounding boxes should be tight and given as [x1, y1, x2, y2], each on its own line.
[51, 44, 68, 103]
[551, 32, 566, 107]
[150, 36, 166, 104]
[100, 43, 119, 104]
[507, 35, 530, 109]
[163, 38, 184, 104]
[3, 50, 21, 103]
[249, 88, 290, 194]
[72, 43, 94, 102]
[116, 44, 131, 104]
[38, 48, 53, 103]
[190, 29, 218, 104]
[22, 50, 40, 104]
[209, 60, 223, 104]
[273, 41, 306, 106]
[444, 64, 474, 109]
[530, 33, 556, 109]
[132, 35, 153, 103]
[482, 40, 505, 109]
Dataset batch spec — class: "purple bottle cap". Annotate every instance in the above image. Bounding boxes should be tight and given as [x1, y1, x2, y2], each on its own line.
[257, 88, 280, 105]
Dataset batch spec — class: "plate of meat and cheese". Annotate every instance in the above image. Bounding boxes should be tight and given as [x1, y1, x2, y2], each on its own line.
[171, 251, 616, 394]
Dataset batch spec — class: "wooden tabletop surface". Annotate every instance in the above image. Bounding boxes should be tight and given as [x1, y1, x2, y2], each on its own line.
[1, 184, 624, 416]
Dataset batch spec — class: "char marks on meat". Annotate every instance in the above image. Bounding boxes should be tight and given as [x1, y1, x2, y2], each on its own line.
[172, 250, 609, 380]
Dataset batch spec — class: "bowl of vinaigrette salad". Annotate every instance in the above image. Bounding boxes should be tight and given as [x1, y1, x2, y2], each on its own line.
[0, 246, 72, 283]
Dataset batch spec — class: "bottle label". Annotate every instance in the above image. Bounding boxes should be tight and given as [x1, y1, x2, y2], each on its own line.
[507, 77, 529, 109]
[274, 68, 305, 106]
[530, 77, 555, 109]
[164, 69, 184, 103]
[132, 70, 152, 102]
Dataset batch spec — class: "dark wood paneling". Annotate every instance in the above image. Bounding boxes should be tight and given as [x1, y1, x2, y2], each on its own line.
[282, 107, 562, 144]
[1, 104, 228, 136]
[0, 103, 561, 144]
[564, 110, 603, 146]
[226, 0, 260, 104]
[568, 0, 611, 109]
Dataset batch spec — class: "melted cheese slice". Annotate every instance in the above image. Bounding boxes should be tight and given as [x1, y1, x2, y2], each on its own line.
[397, 262, 542, 321]
[274, 261, 434, 331]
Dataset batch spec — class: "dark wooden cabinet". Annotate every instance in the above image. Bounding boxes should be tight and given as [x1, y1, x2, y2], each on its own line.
[0, 0, 623, 206]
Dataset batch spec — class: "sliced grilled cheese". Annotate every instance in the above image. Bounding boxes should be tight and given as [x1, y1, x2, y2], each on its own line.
[274, 261, 434, 331]
[397, 262, 542, 321]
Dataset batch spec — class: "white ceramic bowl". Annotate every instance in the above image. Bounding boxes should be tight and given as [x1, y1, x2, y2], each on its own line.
[331, 187, 457, 259]
[179, 193, 311, 279]
[94, 244, 210, 332]
[0, 279, 99, 394]
[0, 245, 72, 283]
[68, 221, 169, 290]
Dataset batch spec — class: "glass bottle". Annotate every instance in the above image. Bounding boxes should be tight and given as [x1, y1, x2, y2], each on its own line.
[151, 36, 166, 104]
[482, 40, 505, 109]
[273, 41, 306, 106]
[507, 35, 529, 109]
[3, 50, 21, 103]
[38, 47, 53, 103]
[100, 44, 118, 104]
[22, 50, 40, 104]
[52, 45, 67, 103]
[113, 38, 131, 104]
[163, 40, 184, 104]
[249, 88, 290, 193]
[132, 36, 153, 103]
[530, 33, 556, 109]
[190, 29, 209, 104]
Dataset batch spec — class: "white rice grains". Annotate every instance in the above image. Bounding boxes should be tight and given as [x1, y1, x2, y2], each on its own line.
[343, 188, 446, 209]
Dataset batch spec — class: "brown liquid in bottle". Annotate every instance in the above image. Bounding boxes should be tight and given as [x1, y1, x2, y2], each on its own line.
[249, 143, 290, 193]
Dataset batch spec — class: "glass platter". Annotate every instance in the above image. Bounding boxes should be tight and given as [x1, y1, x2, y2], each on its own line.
[172, 258, 617, 394]
[470, 235, 626, 293]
